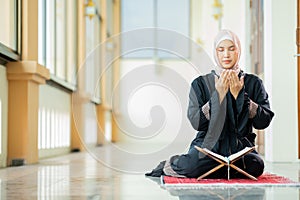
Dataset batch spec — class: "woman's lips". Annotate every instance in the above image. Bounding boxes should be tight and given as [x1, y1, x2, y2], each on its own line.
[223, 60, 231, 64]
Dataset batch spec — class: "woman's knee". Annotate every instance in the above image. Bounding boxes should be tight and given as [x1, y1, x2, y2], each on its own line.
[243, 153, 264, 177]
[171, 151, 214, 177]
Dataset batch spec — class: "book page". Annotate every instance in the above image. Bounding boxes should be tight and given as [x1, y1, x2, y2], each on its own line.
[228, 146, 255, 161]
[201, 148, 229, 163]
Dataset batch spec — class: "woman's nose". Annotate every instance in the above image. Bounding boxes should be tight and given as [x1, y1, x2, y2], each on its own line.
[224, 50, 230, 57]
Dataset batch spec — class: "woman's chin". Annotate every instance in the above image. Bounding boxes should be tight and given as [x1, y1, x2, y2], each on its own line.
[221, 65, 234, 69]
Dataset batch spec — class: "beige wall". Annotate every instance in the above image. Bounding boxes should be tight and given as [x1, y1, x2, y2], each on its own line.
[264, 0, 298, 162]
[38, 84, 71, 158]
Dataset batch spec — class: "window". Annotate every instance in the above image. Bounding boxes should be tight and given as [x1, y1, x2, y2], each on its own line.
[38, 0, 78, 90]
[106, 0, 114, 37]
[85, 1, 102, 103]
[121, 0, 190, 59]
[0, 0, 20, 63]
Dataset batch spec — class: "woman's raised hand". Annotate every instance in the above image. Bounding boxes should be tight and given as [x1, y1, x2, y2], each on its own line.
[215, 70, 230, 103]
[215, 70, 244, 102]
[228, 70, 244, 99]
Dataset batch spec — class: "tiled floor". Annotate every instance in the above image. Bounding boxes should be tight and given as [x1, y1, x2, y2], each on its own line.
[0, 144, 299, 199]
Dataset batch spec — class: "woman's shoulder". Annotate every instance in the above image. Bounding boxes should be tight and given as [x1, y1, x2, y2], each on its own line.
[243, 72, 262, 81]
[191, 71, 215, 83]
[243, 72, 264, 87]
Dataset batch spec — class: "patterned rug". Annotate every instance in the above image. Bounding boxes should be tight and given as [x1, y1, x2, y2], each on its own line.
[161, 173, 300, 189]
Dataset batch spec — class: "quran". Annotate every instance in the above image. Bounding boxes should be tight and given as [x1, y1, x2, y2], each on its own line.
[194, 145, 257, 180]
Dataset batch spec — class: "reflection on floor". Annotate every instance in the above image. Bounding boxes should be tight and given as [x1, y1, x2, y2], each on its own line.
[0, 145, 299, 199]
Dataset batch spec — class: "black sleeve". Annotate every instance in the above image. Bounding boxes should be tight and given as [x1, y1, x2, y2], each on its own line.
[187, 77, 221, 131]
[187, 78, 209, 131]
[251, 79, 274, 129]
[235, 76, 274, 130]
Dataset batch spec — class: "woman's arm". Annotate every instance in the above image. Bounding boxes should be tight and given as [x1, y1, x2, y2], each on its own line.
[187, 77, 222, 131]
[235, 76, 274, 129]
[250, 78, 274, 129]
[187, 78, 210, 131]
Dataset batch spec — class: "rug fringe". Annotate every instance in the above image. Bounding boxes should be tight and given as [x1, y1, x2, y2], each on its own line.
[161, 182, 300, 189]
[161, 172, 300, 189]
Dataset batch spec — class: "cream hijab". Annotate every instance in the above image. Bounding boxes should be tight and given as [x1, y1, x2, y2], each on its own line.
[213, 29, 241, 74]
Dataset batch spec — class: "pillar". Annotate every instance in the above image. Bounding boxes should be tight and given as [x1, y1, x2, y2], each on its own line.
[7, 61, 49, 165]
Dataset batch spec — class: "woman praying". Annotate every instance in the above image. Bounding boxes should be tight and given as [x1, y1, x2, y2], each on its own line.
[146, 29, 274, 179]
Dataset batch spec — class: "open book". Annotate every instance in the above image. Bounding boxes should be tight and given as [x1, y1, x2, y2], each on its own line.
[194, 145, 257, 180]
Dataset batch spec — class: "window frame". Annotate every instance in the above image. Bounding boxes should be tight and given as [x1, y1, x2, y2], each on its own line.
[38, 0, 78, 92]
[0, 0, 21, 64]
[84, 7, 103, 104]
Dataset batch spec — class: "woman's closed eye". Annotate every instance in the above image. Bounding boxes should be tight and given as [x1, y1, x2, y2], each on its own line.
[229, 46, 236, 51]
[217, 47, 224, 52]
[217, 46, 236, 53]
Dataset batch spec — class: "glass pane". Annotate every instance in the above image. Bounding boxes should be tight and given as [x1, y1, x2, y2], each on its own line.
[157, 0, 190, 58]
[107, 0, 114, 36]
[0, 0, 17, 50]
[121, 0, 190, 59]
[157, 0, 189, 34]
[46, 0, 56, 74]
[38, 0, 46, 66]
[86, 18, 95, 54]
[66, 0, 77, 85]
[56, 0, 66, 80]
[121, 0, 154, 58]
[85, 17, 101, 100]
[121, 0, 154, 30]
[94, 17, 101, 100]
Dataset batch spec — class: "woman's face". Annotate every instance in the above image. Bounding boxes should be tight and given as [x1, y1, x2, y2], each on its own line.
[216, 40, 238, 69]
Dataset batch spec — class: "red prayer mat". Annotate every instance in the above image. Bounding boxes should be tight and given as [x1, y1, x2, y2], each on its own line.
[161, 173, 300, 188]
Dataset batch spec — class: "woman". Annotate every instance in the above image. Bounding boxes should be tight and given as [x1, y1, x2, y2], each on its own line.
[146, 29, 274, 179]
